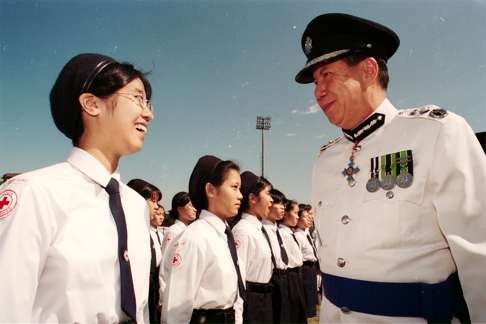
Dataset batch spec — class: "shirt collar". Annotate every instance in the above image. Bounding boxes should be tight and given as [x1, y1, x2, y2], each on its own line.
[278, 224, 293, 234]
[67, 147, 120, 187]
[342, 98, 398, 143]
[175, 219, 186, 228]
[262, 219, 277, 230]
[242, 213, 263, 229]
[199, 209, 228, 235]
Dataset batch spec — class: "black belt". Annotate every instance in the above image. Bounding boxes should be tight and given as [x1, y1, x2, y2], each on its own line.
[246, 281, 273, 293]
[190, 308, 235, 323]
[287, 266, 302, 273]
[303, 260, 317, 266]
[322, 272, 470, 322]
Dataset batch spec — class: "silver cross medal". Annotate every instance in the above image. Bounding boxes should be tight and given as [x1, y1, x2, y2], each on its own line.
[342, 155, 360, 187]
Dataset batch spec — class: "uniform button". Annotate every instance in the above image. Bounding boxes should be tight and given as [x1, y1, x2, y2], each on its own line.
[341, 215, 351, 224]
[337, 258, 346, 267]
[317, 201, 322, 207]
[386, 191, 394, 199]
[340, 306, 351, 313]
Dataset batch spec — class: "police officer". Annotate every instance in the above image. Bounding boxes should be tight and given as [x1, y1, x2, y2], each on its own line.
[0, 53, 154, 322]
[232, 171, 274, 323]
[295, 13, 486, 323]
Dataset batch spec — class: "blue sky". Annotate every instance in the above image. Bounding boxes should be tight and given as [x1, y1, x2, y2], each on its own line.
[1, 0, 485, 207]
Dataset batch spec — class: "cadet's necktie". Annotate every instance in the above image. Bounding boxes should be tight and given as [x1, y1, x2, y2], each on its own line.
[149, 235, 156, 273]
[261, 226, 276, 269]
[155, 230, 162, 246]
[224, 226, 247, 302]
[306, 233, 318, 259]
[276, 228, 289, 265]
[105, 178, 137, 321]
[292, 232, 300, 247]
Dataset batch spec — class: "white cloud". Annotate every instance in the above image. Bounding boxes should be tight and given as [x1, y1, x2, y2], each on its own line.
[286, 133, 296, 137]
[291, 103, 320, 115]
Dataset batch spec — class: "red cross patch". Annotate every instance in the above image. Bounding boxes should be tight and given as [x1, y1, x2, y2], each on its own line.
[235, 239, 240, 249]
[0, 190, 18, 220]
[171, 253, 182, 268]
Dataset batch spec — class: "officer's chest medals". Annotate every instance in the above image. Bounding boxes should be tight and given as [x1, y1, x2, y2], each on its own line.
[342, 113, 386, 187]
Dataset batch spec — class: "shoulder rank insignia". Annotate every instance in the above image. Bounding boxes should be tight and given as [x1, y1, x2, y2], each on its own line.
[398, 105, 448, 119]
[320, 136, 343, 152]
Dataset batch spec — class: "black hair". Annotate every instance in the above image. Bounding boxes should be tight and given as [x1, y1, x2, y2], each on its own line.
[127, 178, 162, 201]
[72, 63, 151, 145]
[169, 191, 191, 220]
[343, 53, 389, 90]
[284, 199, 299, 213]
[198, 160, 240, 211]
[240, 176, 272, 214]
[270, 188, 286, 205]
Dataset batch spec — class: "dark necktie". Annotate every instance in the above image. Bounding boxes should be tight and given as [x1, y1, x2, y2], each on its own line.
[155, 230, 162, 246]
[105, 178, 137, 321]
[292, 232, 300, 247]
[306, 233, 318, 259]
[276, 228, 289, 265]
[224, 226, 247, 302]
[149, 235, 156, 273]
[261, 226, 276, 269]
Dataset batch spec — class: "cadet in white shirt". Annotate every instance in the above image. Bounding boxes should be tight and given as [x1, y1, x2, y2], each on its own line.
[232, 171, 274, 323]
[279, 200, 307, 323]
[262, 189, 291, 323]
[127, 178, 165, 324]
[295, 13, 486, 323]
[0, 53, 154, 323]
[161, 155, 245, 324]
[295, 204, 319, 318]
[158, 191, 196, 304]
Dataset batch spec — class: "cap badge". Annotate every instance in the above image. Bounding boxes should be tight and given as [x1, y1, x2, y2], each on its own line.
[304, 36, 312, 55]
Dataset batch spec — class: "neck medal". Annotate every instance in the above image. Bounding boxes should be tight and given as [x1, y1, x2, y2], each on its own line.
[342, 142, 361, 187]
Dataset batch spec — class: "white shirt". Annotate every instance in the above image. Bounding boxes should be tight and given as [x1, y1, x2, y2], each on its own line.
[0, 147, 151, 323]
[150, 226, 163, 267]
[294, 228, 318, 262]
[312, 98, 486, 323]
[158, 219, 187, 299]
[278, 224, 304, 268]
[262, 220, 288, 270]
[232, 213, 273, 284]
[161, 210, 239, 324]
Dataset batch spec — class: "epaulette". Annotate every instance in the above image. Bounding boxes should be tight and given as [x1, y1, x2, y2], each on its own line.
[320, 136, 343, 152]
[397, 104, 448, 120]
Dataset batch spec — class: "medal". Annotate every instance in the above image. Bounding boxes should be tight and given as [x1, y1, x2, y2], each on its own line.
[380, 154, 395, 190]
[342, 142, 361, 187]
[366, 157, 380, 192]
[396, 150, 414, 188]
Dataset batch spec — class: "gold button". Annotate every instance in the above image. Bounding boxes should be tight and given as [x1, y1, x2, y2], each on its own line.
[337, 258, 346, 267]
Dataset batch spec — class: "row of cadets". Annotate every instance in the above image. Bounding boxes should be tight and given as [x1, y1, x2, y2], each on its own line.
[161, 155, 245, 323]
[127, 179, 165, 324]
[158, 191, 196, 309]
[232, 171, 275, 323]
[278, 199, 308, 323]
[262, 189, 291, 322]
[294, 204, 319, 318]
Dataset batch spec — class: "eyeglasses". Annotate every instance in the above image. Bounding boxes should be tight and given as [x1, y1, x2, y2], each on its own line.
[116, 92, 153, 113]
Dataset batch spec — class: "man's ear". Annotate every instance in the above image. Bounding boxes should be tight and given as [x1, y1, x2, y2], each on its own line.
[79, 93, 101, 116]
[360, 57, 379, 85]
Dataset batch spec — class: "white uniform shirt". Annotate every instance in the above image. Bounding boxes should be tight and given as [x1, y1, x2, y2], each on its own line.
[0, 147, 151, 323]
[150, 226, 163, 267]
[294, 228, 318, 262]
[278, 224, 304, 268]
[158, 219, 186, 298]
[232, 213, 273, 284]
[161, 210, 238, 324]
[262, 220, 288, 270]
[312, 98, 486, 323]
